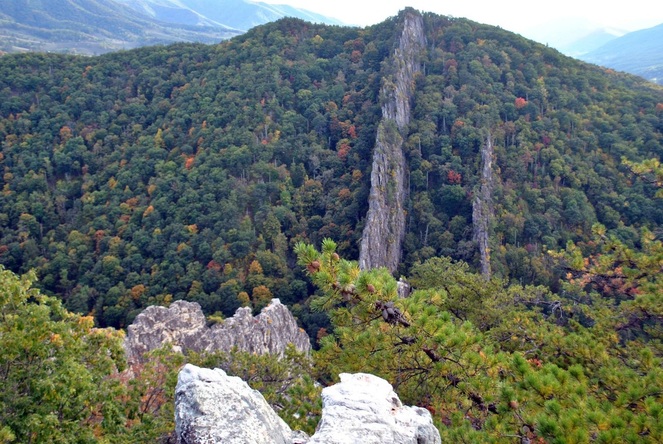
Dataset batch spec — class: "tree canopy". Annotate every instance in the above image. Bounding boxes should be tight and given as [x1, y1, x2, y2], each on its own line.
[0, 266, 126, 442]
[0, 13, 662, 331]
[295, 239, 663, 442]
[1, 9, 662, 441]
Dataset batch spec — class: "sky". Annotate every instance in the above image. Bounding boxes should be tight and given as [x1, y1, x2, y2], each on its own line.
[264, 0, 663, 47]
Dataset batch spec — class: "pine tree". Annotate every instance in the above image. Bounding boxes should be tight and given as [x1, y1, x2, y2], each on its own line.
[295, 240, 663, 442]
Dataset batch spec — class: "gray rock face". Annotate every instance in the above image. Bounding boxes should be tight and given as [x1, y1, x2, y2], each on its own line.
[307, 373, 441, 444]
[473, 136, 495, 279]
[125, 298, 311, 363]
[397, 277, 412, 298]
[175, 364, 295, 444]
[359, 10, 426, 273]
[174, 367, 441, 444]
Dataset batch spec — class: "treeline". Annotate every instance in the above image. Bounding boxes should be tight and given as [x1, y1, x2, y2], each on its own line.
[1, 11, 662, 332]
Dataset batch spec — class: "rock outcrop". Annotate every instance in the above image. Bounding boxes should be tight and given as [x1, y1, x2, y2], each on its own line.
[175, 364, 296, 444]
[397, 277, 412, 298]
[125, 298, 311, 363]
[472, 135, 494, 279]
[359, 9, 426, 273]
[307, 373, 441, 444]
[174, 366, 441, 444]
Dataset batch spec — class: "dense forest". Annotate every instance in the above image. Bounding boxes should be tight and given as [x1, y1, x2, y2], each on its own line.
[1, 10, 661, 332]
[1, 8, 662, 442]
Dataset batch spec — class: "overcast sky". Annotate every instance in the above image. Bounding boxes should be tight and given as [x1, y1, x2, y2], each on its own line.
[264, 0, 663, 44]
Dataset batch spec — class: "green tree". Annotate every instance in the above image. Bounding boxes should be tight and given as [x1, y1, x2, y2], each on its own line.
[295, 240, 663, 442]
[623, 157, 663, 198]
[0, 266, 126, 443]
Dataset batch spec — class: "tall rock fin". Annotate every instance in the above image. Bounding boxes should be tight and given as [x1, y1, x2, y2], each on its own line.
[359, 9, 426, 273]
[472, 134, 494, 279]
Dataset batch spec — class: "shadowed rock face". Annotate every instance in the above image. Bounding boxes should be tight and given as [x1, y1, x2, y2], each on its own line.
[124, 298, 311, 363]
[359, 10, 426, 273]
[174, 366, 441, 444]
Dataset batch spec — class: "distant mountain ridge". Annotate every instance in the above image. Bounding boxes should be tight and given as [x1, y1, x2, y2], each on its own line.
[0, 0, 241, 54]
[522, 17, 626, 57]
[115, 0, 344, 31]
[0, 0, 343, 55]
[524, 17, 663, 86]
[579, 23, 663, 85]
[559, 27, 625, 58]
[112, 0, 230, 27]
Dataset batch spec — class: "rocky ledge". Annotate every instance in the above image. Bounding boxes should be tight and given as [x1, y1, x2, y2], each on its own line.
[125, 298, 311, 362]
[175, 364, 441, 444]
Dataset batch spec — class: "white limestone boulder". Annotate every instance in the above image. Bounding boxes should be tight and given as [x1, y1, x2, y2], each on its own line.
[175, 364, 295, 444]
[307, 373, 441, 444]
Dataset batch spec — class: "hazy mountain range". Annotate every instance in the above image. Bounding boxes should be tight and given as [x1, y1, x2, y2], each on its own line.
[523, 17, 627, 57]
[0, 0, 343, 55]
[524, 17, 663, 85]
[577, 23, 663, 85]
[115, 0, 343, 31]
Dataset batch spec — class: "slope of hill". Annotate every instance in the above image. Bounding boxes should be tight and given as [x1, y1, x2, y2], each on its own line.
[0, 10, 662, 331]
[580, 23, 663, 84]
[0, 0, 241, 55]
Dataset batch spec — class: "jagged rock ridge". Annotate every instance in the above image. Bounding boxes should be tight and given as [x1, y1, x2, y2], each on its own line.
[124, 298, 311, 363]
[359, 9, 426, 273]
[174, 365, 441, 444]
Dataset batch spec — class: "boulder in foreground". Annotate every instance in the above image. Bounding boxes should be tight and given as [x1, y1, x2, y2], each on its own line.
[174, 365, 441, 444]
[175, 363, 295, 444]
[308, 372, 441, 444]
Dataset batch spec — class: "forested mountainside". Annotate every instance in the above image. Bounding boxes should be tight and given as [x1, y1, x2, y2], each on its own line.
[1, 9, 662, 333]
[1, 9, 662, 442]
